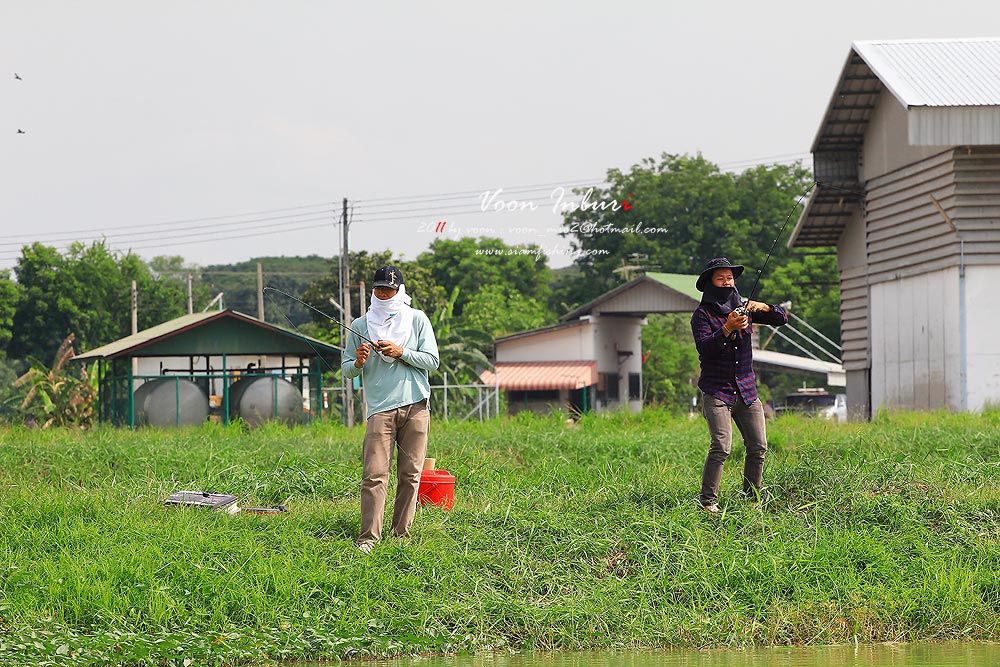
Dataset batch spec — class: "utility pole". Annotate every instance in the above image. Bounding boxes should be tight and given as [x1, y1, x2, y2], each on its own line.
[187, 273, 193, 314]
[341, 197, 355, 427]
[131, 280, 139, 382]
[256, 262, 265, 321]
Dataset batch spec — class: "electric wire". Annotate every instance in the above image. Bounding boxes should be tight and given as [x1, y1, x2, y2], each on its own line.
[0, 201, 337, 240]
[0, 218, 335, 261]
[1, 152, 821, 264]
[0, 209, 336, 247]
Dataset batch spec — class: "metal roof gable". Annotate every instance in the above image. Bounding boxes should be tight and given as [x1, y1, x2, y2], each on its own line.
[74, 309, 341, 360]
[559, 272, 700, 321]
[793, 38, 1000, 248]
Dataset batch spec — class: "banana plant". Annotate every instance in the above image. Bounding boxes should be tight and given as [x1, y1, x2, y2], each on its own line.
[11, 333, 97, 428]
[430, 286, 493, 386]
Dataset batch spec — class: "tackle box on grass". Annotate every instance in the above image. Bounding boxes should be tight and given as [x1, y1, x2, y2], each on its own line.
[164, 491, 241, 514]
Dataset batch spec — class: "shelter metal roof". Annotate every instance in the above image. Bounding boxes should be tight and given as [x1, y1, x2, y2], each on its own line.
[754, 349, 845, 387]
[74, 309, 341, 361]
[479, 361, 597, 391]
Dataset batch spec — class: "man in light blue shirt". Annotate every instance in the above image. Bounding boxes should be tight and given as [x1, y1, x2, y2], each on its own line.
[342, 265, 439, 553]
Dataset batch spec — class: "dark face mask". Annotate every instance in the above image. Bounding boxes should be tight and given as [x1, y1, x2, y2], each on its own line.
[700, 284, 743, 315]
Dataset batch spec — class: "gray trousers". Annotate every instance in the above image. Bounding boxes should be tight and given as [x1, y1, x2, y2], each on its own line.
[700, 394, 767, 506]
[359, 399, 429, 545]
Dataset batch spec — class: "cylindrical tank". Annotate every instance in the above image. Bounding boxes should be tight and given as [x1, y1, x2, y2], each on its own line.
[134, 378, 209, 427]
[228, 376, 303, 426]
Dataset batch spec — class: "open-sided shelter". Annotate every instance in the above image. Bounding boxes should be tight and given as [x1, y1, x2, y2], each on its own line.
[74, 309, 340, 427]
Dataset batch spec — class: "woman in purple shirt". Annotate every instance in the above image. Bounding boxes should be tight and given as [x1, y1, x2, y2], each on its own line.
[690, 258, 788, 513]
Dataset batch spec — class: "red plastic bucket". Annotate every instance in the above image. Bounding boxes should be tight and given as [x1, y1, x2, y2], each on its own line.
[418, 469, 456, 510]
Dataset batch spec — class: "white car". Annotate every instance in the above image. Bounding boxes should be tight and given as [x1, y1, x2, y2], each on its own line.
[818, 393, 847, 422]
[779, 389, 847, 422]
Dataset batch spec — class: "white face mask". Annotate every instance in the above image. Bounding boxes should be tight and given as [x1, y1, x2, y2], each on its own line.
[366, 284, 414, 362]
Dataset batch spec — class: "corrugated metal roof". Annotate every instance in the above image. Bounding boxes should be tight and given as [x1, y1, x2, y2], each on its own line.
[74, 309, 341, 360]
[479, 361, 597, 391]
[794, 38, 1000, 247]
[75, 311, 223, 359]
[854, 38, 1000, 107]
[644, 272, 703, 302]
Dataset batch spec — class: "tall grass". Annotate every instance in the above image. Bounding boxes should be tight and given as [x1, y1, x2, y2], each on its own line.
[1, 408, 1000, 664]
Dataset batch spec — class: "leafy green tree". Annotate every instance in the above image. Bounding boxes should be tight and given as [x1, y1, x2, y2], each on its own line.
[9, 242, 196, 361]
[200, 255, 329, 325]
[0, 269, 23, 355]
[641, 314, 700, 410]
[418, 237, 552, 316]
[760, 253, 841, 357]
[430, 287, 493, 387]
[461, 284, 553, 338]
[560, 154, 814, 306]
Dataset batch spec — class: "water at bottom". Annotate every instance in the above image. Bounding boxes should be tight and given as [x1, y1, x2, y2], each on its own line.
[289, 643, 1000, 667]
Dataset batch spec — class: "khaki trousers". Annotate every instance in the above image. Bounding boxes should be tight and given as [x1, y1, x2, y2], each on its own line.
[700, 394, 767, 506]
[358, 399, 429, 545]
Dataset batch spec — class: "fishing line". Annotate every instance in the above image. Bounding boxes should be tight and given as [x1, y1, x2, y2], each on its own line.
[261, 288, 346, 376]
[263, 286, 376, 344]
[740, 180, 820, 306]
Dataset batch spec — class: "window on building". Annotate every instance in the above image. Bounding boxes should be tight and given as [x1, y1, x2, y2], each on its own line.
[628, 373, 641, 400]
[598, 373, 620, 402]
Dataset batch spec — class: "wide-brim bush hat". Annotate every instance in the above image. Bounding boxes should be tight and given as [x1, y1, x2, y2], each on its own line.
[696, 257, 744, 292]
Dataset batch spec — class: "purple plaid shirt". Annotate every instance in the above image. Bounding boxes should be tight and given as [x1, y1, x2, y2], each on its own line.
[691, 303, 788, 406]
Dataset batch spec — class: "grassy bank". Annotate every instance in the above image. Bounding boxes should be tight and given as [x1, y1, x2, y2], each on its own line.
[2, 409, 1000, 665]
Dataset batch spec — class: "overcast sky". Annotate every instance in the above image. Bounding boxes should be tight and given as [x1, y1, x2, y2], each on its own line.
[2, 1, 998, 276]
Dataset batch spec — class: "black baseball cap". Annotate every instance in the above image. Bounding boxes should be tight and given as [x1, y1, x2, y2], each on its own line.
[372, 264, 403, 289]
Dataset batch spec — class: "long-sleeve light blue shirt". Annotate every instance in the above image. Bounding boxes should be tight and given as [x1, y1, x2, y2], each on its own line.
[341, 309, 440, 420]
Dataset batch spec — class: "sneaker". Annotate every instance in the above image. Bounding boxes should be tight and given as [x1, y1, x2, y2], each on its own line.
[357, 542, 374, 554]
[702, 504, 720, 514]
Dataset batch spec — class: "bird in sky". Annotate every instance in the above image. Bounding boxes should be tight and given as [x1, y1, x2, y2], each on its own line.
[14, 73, 22, 80]
[17, 129, 26, 134]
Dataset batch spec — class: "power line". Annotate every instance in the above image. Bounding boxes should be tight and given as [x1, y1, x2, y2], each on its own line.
[0, 218, 334, 261]
[0, 200, 338, 241]
[0, 208, 336, 247]
[0, 153, 817, 262]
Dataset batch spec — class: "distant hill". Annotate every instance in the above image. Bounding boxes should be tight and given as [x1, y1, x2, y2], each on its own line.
[199, 255, 333, 326]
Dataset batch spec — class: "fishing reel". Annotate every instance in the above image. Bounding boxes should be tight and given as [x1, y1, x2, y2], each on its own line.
[725, 301, 751, 339]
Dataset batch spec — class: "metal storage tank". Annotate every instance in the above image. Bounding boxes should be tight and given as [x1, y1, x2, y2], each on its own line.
[134, 377, 209, 427]
[228, 376, 304, 426]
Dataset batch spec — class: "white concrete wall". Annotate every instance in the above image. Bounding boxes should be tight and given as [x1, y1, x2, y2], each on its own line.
[593, 315, 645, 413]
[869, 268, 962, 412]
[966, 266, 1000, 410]
[495, 322, 595, 363]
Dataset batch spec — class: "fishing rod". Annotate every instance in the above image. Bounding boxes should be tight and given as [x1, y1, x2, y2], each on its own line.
[263, 286, 376, 345]
[734, 181, 818, 316]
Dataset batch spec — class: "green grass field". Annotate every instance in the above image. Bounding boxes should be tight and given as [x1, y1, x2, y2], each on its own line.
[2, 408, 1000, 665]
